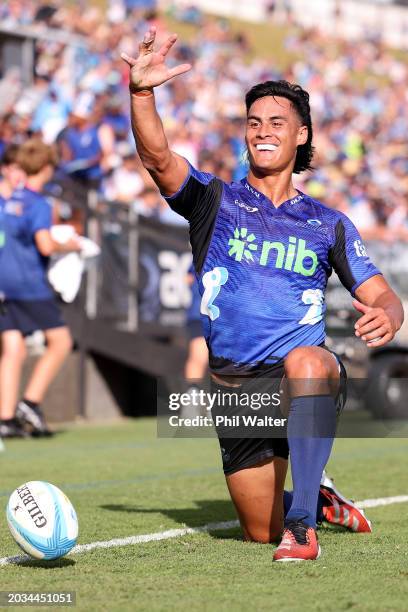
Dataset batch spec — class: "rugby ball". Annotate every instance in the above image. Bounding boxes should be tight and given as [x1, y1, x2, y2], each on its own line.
[6, 481, 78, 560]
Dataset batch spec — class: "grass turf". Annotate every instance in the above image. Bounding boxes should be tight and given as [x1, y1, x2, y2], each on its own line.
[0, 419, 407, 611]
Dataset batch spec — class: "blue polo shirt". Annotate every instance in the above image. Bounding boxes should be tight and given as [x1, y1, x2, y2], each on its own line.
[0, 187, 53, 300]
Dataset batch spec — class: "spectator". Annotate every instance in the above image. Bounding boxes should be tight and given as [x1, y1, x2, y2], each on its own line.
[0, 144, 26, 199]
[31, 85, 71, 144]
[0, 5, 407, 235]
[57, 94, 105, 187]
[102, 94, 130, 142]
[103, 143, 144, 203]
[0, 139, 80, 438]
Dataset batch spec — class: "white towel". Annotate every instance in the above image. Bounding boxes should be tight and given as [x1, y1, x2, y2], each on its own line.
[47, 225, 100, 303]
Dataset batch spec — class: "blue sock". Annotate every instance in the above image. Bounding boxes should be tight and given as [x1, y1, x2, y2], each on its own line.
[286, 395, 336, 528]
[284, 490, 325, 524]
[283, 490, 292, 517]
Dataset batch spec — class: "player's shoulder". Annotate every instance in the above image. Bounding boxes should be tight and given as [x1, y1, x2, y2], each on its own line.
[163, 160, 225, 211]
[14, 187, 51, 212]
[301, 192, 350, 227]
[188, 163, 225, 188]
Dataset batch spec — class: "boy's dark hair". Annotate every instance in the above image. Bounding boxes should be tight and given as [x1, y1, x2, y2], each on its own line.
[245, 80, 314, 174]
[1, 143, 20, 166]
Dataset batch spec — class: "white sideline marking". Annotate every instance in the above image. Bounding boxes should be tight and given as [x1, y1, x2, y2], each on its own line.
[0, 521, 239, 566]
[1, 495, 408, 567]
[356, 494, 408, 509]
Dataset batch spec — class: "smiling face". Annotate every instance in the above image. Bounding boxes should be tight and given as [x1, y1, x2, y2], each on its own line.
[245, 96, 308, 176]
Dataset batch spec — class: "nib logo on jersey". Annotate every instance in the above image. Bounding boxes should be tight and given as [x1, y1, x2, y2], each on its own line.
[228, 227, 318, 277]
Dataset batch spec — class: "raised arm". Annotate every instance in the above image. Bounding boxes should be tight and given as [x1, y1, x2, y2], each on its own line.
[121, 27, 192, 196]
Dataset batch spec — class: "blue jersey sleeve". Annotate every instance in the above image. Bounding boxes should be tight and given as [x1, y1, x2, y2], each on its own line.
[29, 197, 52, 235]
[163, 160, 224, 274]
[329, 213, 381, 295]
[163, 160, 220, 220]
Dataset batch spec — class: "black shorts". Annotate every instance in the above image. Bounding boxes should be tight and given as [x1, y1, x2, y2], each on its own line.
[212, 349, 347, 476]
[0, 298, 66, 336]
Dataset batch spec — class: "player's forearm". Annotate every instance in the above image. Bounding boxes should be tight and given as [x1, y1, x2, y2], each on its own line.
[51, 238, 81, 254]
[36, 232, 80, 257]
[371, 289, 404, 331]
[129, 91, 172, 174]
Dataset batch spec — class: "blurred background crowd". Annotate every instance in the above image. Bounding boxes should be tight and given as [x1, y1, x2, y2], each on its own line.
[1, 0, 407, 238]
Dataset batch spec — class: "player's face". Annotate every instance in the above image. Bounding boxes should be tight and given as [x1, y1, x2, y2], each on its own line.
[245, 96, 308, 175]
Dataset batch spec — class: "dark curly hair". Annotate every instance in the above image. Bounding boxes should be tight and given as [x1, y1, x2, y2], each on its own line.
[245, 80, 314, 174]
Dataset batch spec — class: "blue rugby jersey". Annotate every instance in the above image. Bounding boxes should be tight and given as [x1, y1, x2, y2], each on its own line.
[164, 162, 381, 375]
[0, 187, 53, 300]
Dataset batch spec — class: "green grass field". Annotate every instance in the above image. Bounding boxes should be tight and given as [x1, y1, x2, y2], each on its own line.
[1, 420, 408, 611]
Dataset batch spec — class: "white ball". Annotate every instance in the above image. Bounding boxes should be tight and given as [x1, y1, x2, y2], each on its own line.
[6, 481, 78, 560]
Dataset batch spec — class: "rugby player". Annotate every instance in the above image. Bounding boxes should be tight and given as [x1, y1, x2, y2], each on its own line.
[122, 28, 404, 561]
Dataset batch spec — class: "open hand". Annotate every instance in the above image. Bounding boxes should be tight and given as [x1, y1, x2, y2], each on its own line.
[121, 27, 192, 92]
[353, 299, 397, 348]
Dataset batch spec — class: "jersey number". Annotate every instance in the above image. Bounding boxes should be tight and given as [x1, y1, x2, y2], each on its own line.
[299, 288, 324, 325]
[201, 267, 229, 321]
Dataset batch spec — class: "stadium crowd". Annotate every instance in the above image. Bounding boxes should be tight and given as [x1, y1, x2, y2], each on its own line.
[0, 0, 407, 233]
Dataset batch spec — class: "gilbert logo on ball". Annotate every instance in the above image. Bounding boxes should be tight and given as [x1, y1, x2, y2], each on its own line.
[6, 481, 78, 560]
